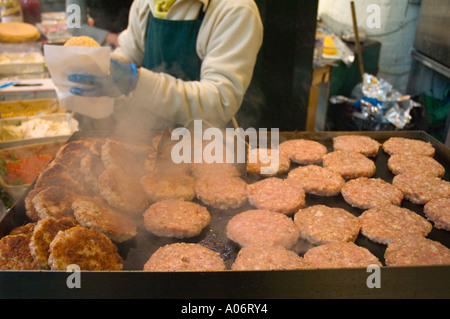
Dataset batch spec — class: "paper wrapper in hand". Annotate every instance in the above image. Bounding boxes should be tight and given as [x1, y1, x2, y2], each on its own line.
[44, 44, 114, 119]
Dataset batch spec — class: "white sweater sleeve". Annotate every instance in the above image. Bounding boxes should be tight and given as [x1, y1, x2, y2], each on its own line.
[113, 0, 263, 127]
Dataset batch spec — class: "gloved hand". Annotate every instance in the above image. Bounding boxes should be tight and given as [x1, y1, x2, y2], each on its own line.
[68, 59, 139, 98]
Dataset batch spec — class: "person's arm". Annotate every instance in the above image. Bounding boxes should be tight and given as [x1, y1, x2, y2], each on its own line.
[126, 1, 264, 127]
[66, 0, 109, 45]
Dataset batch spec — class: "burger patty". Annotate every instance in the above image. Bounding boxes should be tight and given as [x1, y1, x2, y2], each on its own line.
[194, 174, 248, 210]
[294, 205, 361, 245]
[247, 177, 305, 214]
[0, 233, 39, 270]
[333, 135, 380, 157]
[323, 150, 376, 179]
[143, 243, 226, 271]
[231, 244, 309, 271]
[29, 217, 77, 269]
[387, 154, 445, 177]
[384, 236, 450, 266]
[279, 139, 327, 165]
[246, 148, 291, 176]
[286, 165, 345, 196]
[382, 137, 435, 157]
[48, 226, 123, 271]
[72, 196, 137, 243]
[98, 166, 149, 215]
[140, 172, 196, 203]
[341, 177, 404, 209]
[226, 210, 300, 250]
[303, 242, 382, 269]
[359, 204, 432, 245]
[143, 199, 211, 238]
[32, 185, 78, 220]
[424, 198, 450, 231]
[392, 172, 450, 205]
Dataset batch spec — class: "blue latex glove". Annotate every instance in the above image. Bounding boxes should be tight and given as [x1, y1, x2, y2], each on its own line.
[68, 59, 139, 98]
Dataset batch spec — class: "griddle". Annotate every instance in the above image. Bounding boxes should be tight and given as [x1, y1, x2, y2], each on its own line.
[0, 130, 449, 299]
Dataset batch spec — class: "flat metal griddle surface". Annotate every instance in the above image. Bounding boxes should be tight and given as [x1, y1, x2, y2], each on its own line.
[0, 130, 449, 298]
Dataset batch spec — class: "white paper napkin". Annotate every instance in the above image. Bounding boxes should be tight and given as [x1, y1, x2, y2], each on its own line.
[44, 44, 114, 119]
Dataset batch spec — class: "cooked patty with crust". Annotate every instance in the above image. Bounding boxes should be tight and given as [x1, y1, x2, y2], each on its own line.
[25, 188, 41, 221]
[333, 135, 381, 157]
[323, 150, 376, 179]
[279, 139, 328, 165]
[140, 172, 196, 203]
[9, 222, 35, 235]
[286, 165, 345, 196]
[79, 151, 105, 195]
[72, 196, 137, 243]
[32, 185, 78, 220]
[29, 217, 77, 269]
[303, 242, 382, 269]
[231, 244, 309, 271]
[382, 137, 435, 157]
[34, 162, 86, 195]
[392, 172, 450, 205]
[341, 177, 404, 209]
[194, 174, 248, 210]
[246, 148, 291, 176]
[48, 226, 123, 270]
[384, 236, 450, 266]
[0, 233, 39, 270]
[143, 199, 211, 238]
[98, 166, 149, 214]
[294, 205, 361, 245]
[387, 154, 445, 177]
[424, 198, 450, 231]
[359, 204, 432, 245]
[226, 209, 300, 250]
[143, 243, 226, 271]
[101, 138, 147, 178]
[247, 177, 305, 214]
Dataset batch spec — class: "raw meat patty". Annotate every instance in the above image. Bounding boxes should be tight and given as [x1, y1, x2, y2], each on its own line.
[382, 137, 435, 157]
[143, 199, 211, 238]
[226, 209, 300, 249]
[303, 242, 382, 269]
[341, 177, 404, 209]
[424, 198, 450, 231]
[143, 243, 226, 271]
[333, 135, 380, 157]
[387, 154, 444, 177]
[323, 150, 376, 179]
[246, 148, 291, 176]
[247, 177, 305, 214]
[279, 139, 327, 165]
[294, 205, 361, 245]
[286, 165, 345, 196]
[359, 204, 432, 245]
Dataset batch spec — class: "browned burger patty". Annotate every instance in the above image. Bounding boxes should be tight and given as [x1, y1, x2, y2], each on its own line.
[72, 196, 137, 243]
[359, 204, 432, 245]
[294, 205, 361, 245]
[32, 185, 78, 220]
[29, 217, 77, 269]
[303, 242, 382, 269]
[333, 135, 381, 157]
[382, 137, 435, 157]
[424, 198, 450, 231]
[341, 177, 404, 209]
[194, 174, 248, 210]
[231, 244, 309, 271]
[101, 138, 147, 178]
[143, 199, 211, 238]
[98, 166, 149, 214]
[392, 172, 450, 205]
[286, 165, 345, 196]
[279, 139, 327, 165]
[323, 150, 376, 179]
[9, 222, 35, 235]
[387, 154, 445, 177]
[384, 236, 450, 266]
[143, 243, 226, 271]
[48, 226, 123, 270]
[226, 209, 300, 250]
[246, 148, 291, 176]
[140, 172, 196, 203]
[0, 233, 39, 270]
[247, 177, 305, 214]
